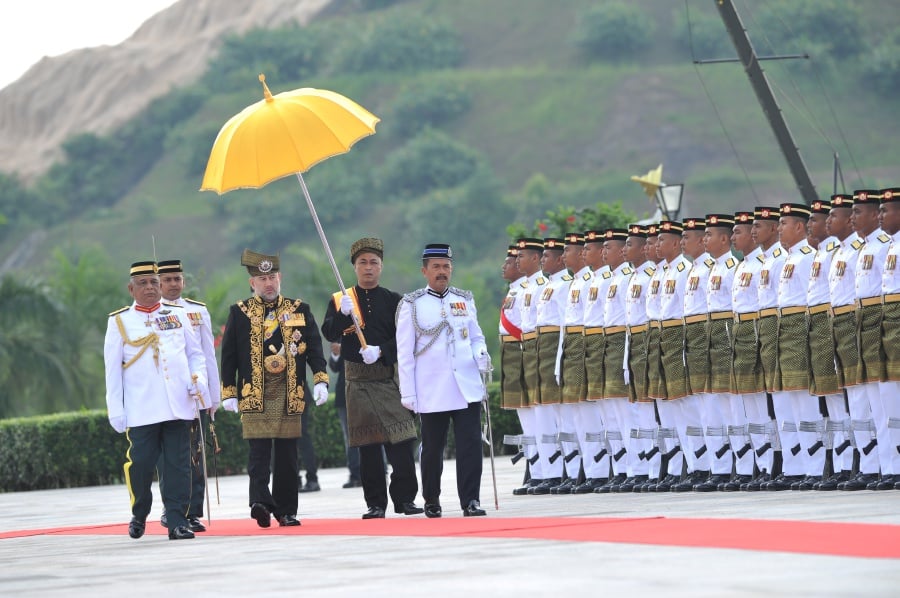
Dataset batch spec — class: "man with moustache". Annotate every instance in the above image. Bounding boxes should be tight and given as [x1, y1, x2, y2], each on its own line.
[878, 187, 900, 489]
[851, 190, 893, 490]
[804, 200, 852, 489]
[826, 194, 879, 490]
[321, 238, 423, 519]
[104, 261, 209, 541]
[220, 249, 329, 527]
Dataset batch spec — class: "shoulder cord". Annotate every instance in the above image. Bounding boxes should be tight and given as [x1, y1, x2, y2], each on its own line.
[115, 314, 159, 370]
[410, 299, 451, 357]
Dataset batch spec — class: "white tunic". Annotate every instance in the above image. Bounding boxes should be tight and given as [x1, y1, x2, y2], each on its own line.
[396, 286, 488, 413]
[731, 248, 763, 315]
[777, 239, 815, 308]
[856, 228, 892, 300]
[883, 231, 900, 295]
[104, 302, 208, 428]
[829, 232, 864, 308]
[500, 276, 527, 335]
[175, 297, 221, 409]
[758, 243, 786, 310]
[807, 237, 839, 306]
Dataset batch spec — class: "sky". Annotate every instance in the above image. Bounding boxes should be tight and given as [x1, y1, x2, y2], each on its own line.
[0, 0, 178, 91]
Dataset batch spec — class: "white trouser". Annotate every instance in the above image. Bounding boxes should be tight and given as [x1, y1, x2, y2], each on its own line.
[701, 393, 732, 475]
[846, 385, 880, 474]
[596, 400, 627, 475]
[877, 381, 900, 476]
[771, 390, 806, 476]
[555, 403, 582, 479]
[516, 407, 542, 480]
[609, 397, 642, 476]
[865, 381, 897, 476]
[793, 393, 826, 477]
[577, 401, 609, 480]
[632, 401, 659, 478]
[533, 404, 562, 479]
[656, 399, 684, 476]
[822, 393, 852, 474]
[721, 392, 753, 476]
[742, 391, 774, 475]
[678, 394, 708, 473]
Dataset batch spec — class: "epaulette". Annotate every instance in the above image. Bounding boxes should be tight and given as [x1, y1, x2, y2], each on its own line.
[519, 280, 529, 288]
[826, 241, 838, 252]
[799, 245, 813, 255]
[878, 233, 891, 244]
[582, 272, 593, 281]
[773, 247, 783, 258]
[536, 277, 547, 285]
[448, 286, 474, 300]
[725, 257, 736, 269]
[851, 239, 864, 251]
[108, 306, 129, 317]
[601, 271, 612, 279]
[561, 274, 574, 281]
[756, 254, 766, 263]
[184, 297, 206, 307]
[402, 288, 428, 303]
[644, 266, 656, 277]
[676, 262, 686, 272]
[703, 258, 715, 268]
[162, 301, 182, 308]
[622, 267, 633, 275]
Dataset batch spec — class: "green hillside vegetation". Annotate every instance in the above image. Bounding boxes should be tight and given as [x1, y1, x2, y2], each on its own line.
[1, 0, 899, 417]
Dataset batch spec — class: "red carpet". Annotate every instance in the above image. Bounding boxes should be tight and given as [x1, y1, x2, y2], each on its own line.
[2, 516, 898, 559]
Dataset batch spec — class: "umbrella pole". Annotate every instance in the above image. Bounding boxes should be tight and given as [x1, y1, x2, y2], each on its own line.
[296, 173, 368, 348]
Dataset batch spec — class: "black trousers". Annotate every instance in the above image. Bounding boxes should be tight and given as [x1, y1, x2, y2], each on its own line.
[359, 438, 418, 510]
[126, 419, 191, 530]
[298, 406, 318, 482]
[337, 405, 361, 481]
[247, 437, 299, 517]
[419, 402, 483, 509]
[157, 410, 210, 518]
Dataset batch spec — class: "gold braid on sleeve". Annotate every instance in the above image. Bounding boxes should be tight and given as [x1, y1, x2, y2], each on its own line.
[115, 315, 160, 370]
[313, 372, 330, 385]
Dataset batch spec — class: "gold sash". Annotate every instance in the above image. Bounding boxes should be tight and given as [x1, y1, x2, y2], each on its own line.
[115, 314, 159, 370]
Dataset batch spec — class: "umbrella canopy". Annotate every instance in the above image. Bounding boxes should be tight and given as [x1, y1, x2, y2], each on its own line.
[200, 74, 379, 193]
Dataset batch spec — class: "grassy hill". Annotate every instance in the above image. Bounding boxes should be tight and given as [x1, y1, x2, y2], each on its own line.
[6, 0, 900, 329]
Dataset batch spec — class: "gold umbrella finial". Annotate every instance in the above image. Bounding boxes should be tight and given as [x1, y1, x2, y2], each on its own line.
[259, 74, 274, 102]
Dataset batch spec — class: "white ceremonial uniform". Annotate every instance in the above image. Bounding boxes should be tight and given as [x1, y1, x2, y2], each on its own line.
[518, 270, 548, 480]
[533, 269, 571, 481]
[582, 264, 612, 478]
[681, 252, 714, 474]
[880, 230, 900, 478]
[500, 274, 534, 473]
[625, 260, 657, 479]
[104, 302, 208, 428]
[829, 232, 878, 475]
[560, 266, 594, 481]
[807, 237, 851, 474]
[175, 297, 221, 412]
[731, 247, 774, 475]
[773, 239, 817, 477]
[396, 286, 487, 413]
[856, 228, 894, 476]
[601, 262, 634, 478]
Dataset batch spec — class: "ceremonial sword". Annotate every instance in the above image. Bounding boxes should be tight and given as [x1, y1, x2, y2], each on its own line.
[481, 367, 499, 510]
[191, 374, 212, 527]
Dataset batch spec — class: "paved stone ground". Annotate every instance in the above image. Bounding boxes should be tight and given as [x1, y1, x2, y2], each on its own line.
[1, 458, 898, 596]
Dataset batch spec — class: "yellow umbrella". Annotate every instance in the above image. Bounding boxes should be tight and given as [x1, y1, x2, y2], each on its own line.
[201, 74, 379, 346]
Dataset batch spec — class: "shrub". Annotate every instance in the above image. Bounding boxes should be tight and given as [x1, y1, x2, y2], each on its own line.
[571, 3, 655, 61]
[387, 81, 472, 138]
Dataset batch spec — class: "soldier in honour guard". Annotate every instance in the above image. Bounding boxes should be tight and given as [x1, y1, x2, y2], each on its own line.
[701, 214, 747, 491]
[219, 249, 329, 527]
[805, 200, 852, 489]
[599, 228, 640, 492]
[396, 243, 491, 518]
[104, 260, 209, 541]
[155, 259, 221, 532]
[583, 230, 618, 493]
[513, 237, 548, 494]
[751, 206, 786, 488]
[878, 187, 900, 490]
[623, 225, 658, 492]
[679, 217, 720, 492]
[851, 189, 893, 490]
[826, 193, 879, 490]
[531, 238, 573, 494]
[498, 245, 532, 490]
[766, 203, 818, 491]
[321, 237, 423, 519]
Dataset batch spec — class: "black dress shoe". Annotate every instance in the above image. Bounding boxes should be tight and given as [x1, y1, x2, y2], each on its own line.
[159, 513, 167, 528]
[530, 478, 561, 495]
[277, 514, 301, 527]
[795, 476, 821, 491]
[652, 474, 678, 492]
[636, 477, 658, 492]
[299, 480, 321, 493]
[873, 475, 895, 491]
[764, 474, 804, 491]
[839, 472, 878, 491]
[743, 472, 771, 491]
[168, 525, 196, 540]
[188, 516, 206, 532]
[424, 503, 442, 518]
[671, 470, 707, 493]
[362, 506, 386, 519]
[595, 473, 626, 494]
[128, 517, 146, 539]
[815, 471, 849, 491]
[394, 502, 425, 515]
[571, 479, 597, 494]
[250, 502, 271, 528]
[720, 475, 751, 492]
[463, 500, 486, 517]
[550, 478, 575, 494]
[693, 474, 729, 492]
[342, 478, 363, 488]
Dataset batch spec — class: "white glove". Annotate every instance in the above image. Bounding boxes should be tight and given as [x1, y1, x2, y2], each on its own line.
[360, 345, 381, 365]
[188, 381, 203, 402]
[340, 294, 355, 315]
[401, 396, 417, 412]
[109, 416, 126, 434]
[476, 349, 492, 373]
[208, 401, 219, 418]
[222, 398, 239, 413]
[313, 382, 329, 406]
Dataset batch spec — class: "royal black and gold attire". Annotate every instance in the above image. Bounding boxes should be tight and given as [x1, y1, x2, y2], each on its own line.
[221, 292, 328, 519]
